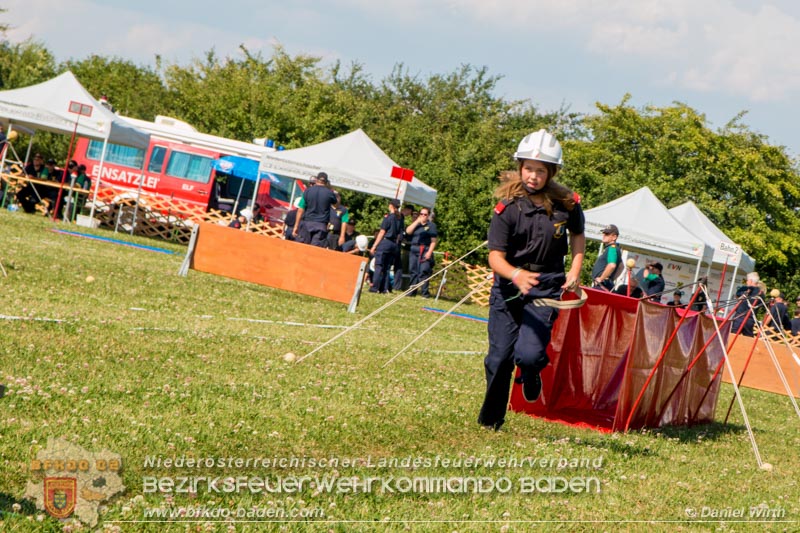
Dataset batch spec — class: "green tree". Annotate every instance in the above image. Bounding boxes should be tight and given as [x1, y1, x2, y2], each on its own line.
[0, 38, 56, 90]
[565, 96, 800, 295]
[64, 55, 169, 119]
[162, 45, 364, 146]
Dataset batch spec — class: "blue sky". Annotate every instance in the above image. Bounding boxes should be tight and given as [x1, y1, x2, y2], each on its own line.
[5, 0, 800, 157]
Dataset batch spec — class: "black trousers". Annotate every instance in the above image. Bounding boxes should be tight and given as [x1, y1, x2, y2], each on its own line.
[477, 272, 564, 428]
[371, 240, 398, 293]
[408, 246, 434, 296]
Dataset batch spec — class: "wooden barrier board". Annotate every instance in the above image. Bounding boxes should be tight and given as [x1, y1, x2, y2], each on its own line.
[180, 222, 368, 311]
[724, 337, 800, 398]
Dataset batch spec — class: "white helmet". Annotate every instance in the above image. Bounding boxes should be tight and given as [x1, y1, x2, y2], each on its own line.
[514, 129, 563, 166]
[355, 235, 369, 252]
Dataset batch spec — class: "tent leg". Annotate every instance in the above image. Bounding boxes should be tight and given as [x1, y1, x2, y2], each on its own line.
[178, 225, 200, 277]
[347, 261, 368, 313]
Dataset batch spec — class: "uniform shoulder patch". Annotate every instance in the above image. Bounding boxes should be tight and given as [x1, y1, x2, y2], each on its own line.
[572, 192, 581, 204]
[494, 200, 511, 214]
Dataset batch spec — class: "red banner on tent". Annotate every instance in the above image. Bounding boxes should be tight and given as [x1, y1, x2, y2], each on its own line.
[390, 166, 415, 182]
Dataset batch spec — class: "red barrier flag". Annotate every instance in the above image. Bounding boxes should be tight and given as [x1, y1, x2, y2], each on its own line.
[391, 166, 415, 182]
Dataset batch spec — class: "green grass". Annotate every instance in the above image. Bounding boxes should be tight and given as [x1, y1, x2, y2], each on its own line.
[1, 210, 799, 532]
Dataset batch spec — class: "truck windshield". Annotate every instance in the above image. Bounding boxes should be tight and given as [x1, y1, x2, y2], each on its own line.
[86, 140, 145, 169]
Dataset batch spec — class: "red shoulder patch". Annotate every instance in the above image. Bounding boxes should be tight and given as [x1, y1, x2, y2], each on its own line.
[494, 201, 508, 215]
[572, 192, 581, 204]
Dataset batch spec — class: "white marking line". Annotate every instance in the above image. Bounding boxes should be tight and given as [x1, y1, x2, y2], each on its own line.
[227, 317, 353, 329]
[0, 314, 64, 323]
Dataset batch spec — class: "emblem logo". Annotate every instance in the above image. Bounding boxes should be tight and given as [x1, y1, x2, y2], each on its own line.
[44, 477, 77, 519]
[553, 221, 566, 239]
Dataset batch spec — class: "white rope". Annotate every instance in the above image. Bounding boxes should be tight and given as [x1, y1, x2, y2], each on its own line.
[704, 285, 764, 468]
[295, 241, 489, 364]
[227, 317, 355, 329]
[382, 277, 492, 367]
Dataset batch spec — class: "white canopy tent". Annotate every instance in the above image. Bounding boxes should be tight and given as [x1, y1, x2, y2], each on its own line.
[669, 201, 756, 301]
[0, 71, 149, 149]
[668, 201, 755, 272]
[0, 71, 151, 224]
[583, 187, 715, 286]
[258, 129, 437, 208]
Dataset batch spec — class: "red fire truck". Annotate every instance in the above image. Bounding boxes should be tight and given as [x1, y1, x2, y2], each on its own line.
[72, 116, 299, 221]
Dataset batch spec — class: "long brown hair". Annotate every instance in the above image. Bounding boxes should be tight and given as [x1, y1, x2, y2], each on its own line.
[494, 161, 577, 215]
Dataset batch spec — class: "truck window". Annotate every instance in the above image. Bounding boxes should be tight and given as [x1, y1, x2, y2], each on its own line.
[266, 172, 293, 203]
[166, 151, 214, 184]
[149, 146, 167, 173]
[86, 140, 145, 169]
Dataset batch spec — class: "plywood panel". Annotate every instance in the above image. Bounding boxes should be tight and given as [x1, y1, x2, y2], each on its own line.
[724, 337, 800, 398]
[191, 222, 367, 306]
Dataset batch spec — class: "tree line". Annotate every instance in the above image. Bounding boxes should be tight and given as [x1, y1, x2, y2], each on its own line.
[1, 33, 798, 298]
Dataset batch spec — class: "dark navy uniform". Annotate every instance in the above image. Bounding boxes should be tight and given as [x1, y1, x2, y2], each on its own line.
[301, 186, 337, 248]
[284, 209, 309, 243]
[730, 285, 762, 337]
[393, 214, 408, 291]
[326, 205, 348, 250]
[370, 213, 404, 293]
[408, 220, 438, 297]
[477, 195, 584, 429]
[766, 299, 790, 331]
[642, 273, 665, 303]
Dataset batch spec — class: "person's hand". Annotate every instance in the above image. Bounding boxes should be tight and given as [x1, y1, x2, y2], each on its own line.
[370, 247, 376, 256]
[423, 252, 432, 261]
[563, 272, 580, 291]
[511, 269, 540, 294]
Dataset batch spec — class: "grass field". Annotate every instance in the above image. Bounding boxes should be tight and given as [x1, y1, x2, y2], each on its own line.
[1, 210, 798, 532]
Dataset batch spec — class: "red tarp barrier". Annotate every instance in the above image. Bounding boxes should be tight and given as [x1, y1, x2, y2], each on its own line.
[510, 288, 728, 431]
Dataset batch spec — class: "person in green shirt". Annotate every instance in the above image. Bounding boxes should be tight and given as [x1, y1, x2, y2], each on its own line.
[591, 224, 622, 290]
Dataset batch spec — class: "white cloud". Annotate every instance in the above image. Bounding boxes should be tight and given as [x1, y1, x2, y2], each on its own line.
[439, 0, 800, 102]
[5, 0, 800, 103]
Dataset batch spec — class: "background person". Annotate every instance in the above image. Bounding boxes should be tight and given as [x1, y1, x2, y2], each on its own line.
[667, 290, 685, 307]
[477, 129, 585, 431]
[642, 262, 665, 303]
[591, 224, 621, 290]
[730, 272, 763, 337]
[369, 198, 404, 294]
[405, 207, 438, 298]
[41, 159, 61, 216]
[326, 192, 349, 250]
[613, 276, 643, 298]
[293, 171, 337, 247]
[340, 219, 360, 252]
[283, 198, 305, 243]
[790, 308, 800, 337]
[763, 290, 791, 332]
[16, 153, 45, 213]
[393, 204, 413, 291]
